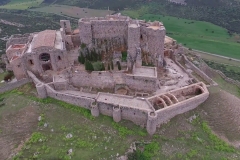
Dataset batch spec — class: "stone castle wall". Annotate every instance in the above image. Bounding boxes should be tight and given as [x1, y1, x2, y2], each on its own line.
[6, 33, 32, 49]
[70, 71, 115, 89]
[45, 84, 94, 109]
[78, 15, 165, 65]
[11, 57, 27, 80]
[155, 91, 208, 125]
[125, 74, 157, 92]
[182, 55, 216, 85]
[140, 25, 165, 65]
[27, 71, 209, 135]
[200, 61, 240, 88]
[91, 20, 128, 39]
[127, 23, 140, 59]
[96, 101, 148, 126]
[0, 78, 30, 94]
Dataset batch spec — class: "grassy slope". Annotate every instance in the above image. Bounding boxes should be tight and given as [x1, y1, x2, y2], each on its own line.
[123, 11, 240, 59]
[0, 84, 238, 159]
[0, 0, 44, 10]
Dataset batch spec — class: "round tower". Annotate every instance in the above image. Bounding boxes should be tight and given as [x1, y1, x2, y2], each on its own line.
[36, 83, 47, 99]
[91, 101, 99, 117]
[146, 112, 157, 135]
[113, 105, 121, 122]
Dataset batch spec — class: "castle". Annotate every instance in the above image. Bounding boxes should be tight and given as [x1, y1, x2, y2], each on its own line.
[3, 13, 209, 135]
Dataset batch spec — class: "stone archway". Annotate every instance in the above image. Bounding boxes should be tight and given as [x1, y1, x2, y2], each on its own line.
[42, 63, 52, 71]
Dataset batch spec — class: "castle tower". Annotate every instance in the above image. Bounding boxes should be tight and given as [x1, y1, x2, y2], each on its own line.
[60, 20, 73, 49]
[146, 112, 157, 135]
[79, 19, 92, 45]
[113, 105, 121, 122]
[60, 20, 72, 34]
[141, 21, 165, 67]
[127, 21, 140, 71]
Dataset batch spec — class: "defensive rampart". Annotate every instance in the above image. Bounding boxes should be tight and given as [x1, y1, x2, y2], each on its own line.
[27, 71, 209, 135]
[182, 55, 216, 85]
[0, 78, 30, 94]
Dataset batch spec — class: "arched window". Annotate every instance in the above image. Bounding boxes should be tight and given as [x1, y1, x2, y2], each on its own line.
[40, 53, 50, 62]
[58, 56, 61, 60]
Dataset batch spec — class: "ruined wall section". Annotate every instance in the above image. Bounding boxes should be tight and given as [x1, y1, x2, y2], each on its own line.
[127, 22, 140, 70]
[91, 20, 128, 54]
[69, 71, 115, 89]
[10, 57, 27, 80]
[155, 91, 209, 125]
[140, 24, 165, 66]
[182, 55, 216, 85]
[97, 102, 148, 125]
[79, 18, 129, 63]
[24, 47, 68, 76]
[6, 33, 32, 49]
[79, 21, 92, 45]
[125, 74, 157, 92]
[0, 78, 30, 94]
[44, 84, 94, 109]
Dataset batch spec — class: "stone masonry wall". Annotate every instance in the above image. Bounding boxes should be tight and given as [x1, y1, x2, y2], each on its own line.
[200, 61, 240, 88]
[0, 78, 30, 94]
[140, 25, 165, 65]
[125, 75, 157, 92]
[45, 84, 94, 109]
[91, 20, 128, 39]
[6, 33, 32, 49]
[29, 71, 210, 135]
[78, 21, 92, 45]
[97, 102, 148, 126]
[182, 55, 216, 85]
[155, 92, 209, 125]
[128, 23, 140, 60]
[70, 71, 115, 89]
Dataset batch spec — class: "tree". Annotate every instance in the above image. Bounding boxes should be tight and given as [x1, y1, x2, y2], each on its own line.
[85, 60, 94, 71]
[78, 52, 85, 64]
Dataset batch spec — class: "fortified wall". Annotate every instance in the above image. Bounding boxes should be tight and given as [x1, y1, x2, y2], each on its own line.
[28, 70, 209, 135]
[78, 14, 165, 69]
[3, 13, 211, 135]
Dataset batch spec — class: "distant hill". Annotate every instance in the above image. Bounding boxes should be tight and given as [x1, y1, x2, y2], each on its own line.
[44, 0, 240, 33]
[0, 0, 10, 6]
[152, 0, 240, 33]
[1, 0, 240, 33]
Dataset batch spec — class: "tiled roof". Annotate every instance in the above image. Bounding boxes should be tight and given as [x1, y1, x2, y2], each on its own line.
[32, 30, 56, 49]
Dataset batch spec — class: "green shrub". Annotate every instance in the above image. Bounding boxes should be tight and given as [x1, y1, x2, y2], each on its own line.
[121, 51, 127, 61]
[85, 60, 94, 71]
[80, 43, 86, 49]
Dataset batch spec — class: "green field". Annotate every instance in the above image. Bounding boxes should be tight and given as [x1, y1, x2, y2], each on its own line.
[122, 10, 240, 59]
[0, 0, 43, 10]
[30, 4, 114, 18]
